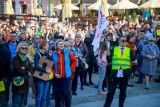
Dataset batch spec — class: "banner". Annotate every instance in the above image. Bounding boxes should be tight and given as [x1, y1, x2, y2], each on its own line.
[92, 6, 108, 52]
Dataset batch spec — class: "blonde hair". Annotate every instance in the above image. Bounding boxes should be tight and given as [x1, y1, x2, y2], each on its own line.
[55, 39, 64, 49]
[16, 42, 28, 53]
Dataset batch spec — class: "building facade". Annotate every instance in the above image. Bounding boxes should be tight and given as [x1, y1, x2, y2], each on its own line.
[0, 0, 148, 15]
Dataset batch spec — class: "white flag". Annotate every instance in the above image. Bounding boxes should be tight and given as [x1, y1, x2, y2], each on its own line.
[92, 6, 108, 52]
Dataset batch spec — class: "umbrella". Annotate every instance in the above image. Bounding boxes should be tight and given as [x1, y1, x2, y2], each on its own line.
[5, 0, 14, 14]
[33, 0, 37, 15]
[110, 0, 138, 9]
[140, 0, 160, 8]
[53, 3, 79, 10]
[101, 0, 110, 16]
[87, 0, 111, 10]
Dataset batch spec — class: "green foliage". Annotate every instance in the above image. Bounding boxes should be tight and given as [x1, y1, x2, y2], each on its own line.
[89, 11, 93, 17]
[113, 10, 119, 16]
[131, 9, 137, 20]
[79, 10, 82, 16]
[92, 11, 96, 16]
[124, 10, 129, 20]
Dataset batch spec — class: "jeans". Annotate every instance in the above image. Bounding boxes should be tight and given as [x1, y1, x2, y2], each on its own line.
[84, 62, 94, 83]
[137, 63, 144, 83]
[54, 77, 72, 107]
[12, 93, 27, 107]
[98, 66, 106, 92]
[46, 80, 52, 107]
[0, 91, 7, 107]
[72, 67, 80, 92]
[35, 79, 50, 107]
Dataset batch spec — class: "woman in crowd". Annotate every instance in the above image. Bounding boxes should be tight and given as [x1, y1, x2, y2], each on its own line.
[126, 34, 137, 87]
[142, 37, 160, 89]
[136, 32, 147, 84]
[34, 40, 51, 107]
[97, 42, 110, 95]
[75, 34, 88, 89]
[52, 39, 77, 107]
[28, 34, 40, 98]
[68, 38, 83, 95]
[12, 42, 33, 107]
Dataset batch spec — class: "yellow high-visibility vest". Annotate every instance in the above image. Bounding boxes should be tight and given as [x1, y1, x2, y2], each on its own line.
[112, 47, 131, 70]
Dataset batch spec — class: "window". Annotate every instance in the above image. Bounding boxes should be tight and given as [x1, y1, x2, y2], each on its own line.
[0, 2, 4, 14]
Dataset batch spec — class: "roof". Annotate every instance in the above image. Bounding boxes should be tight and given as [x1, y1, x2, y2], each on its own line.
[82, 0, 97, 4]
[71, 0, 145, 5]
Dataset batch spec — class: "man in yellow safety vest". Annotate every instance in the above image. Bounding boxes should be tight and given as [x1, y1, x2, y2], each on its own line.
[104, 36, 137, 107]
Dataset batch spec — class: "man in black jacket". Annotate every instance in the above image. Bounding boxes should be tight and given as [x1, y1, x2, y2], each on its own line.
[4, 31, 19, 103]
[104, 36, 137, 107]
[0, 35, 11, 107]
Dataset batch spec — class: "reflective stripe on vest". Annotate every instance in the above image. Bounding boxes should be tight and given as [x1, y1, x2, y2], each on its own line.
[112, 47, 130, 70]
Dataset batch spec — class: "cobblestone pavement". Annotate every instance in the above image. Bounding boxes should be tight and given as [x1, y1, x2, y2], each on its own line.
[8, 66, 160, 107]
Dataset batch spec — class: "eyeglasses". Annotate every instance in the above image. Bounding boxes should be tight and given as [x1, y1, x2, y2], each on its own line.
[32, 29, 35, 30]
[149, 40, 154, 42]
[21, 47, 28, 50]
[36, 38, 40, 39]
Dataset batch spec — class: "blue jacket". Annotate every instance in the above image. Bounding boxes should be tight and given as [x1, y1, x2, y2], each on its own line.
[70, 47, 83, 67]
[34, 51, 51, 72]
[52, 49, 72, 78]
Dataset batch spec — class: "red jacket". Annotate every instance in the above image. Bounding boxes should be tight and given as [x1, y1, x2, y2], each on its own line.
[52, 50, 77, 78]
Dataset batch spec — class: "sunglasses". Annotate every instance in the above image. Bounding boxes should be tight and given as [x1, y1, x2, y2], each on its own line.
[10, 36, 16, 38]
[36, 38, 40, 39]
[149, 40, 154, 42]
[120, 40, 127, 42]
[21, 47, 28, 50]
[46, 29, 50, 30]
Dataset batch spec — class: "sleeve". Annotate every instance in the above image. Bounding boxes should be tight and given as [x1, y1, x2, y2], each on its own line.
[141, 46, 149, 58]
[12, 56, 28, 75]
[69, 52, 77, 72]
[108, 48, 114, 63]
[25, 58, 34, 74]
[34, 53, 46, 72]
[130, 50, 136, 62]
[155, 46, 160, 58]
[83, 43, 89, 59]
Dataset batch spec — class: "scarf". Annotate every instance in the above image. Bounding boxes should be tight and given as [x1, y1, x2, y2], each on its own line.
[18, 53, 27, 62]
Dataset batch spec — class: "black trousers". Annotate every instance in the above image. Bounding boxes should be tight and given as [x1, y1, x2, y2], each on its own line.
[84, 63, 93, 83]
[104, 77, 128, 107]
[72, 67, 80, 92]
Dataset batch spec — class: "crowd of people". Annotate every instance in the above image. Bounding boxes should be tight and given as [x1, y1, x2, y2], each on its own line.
[0, 12, 160, 107]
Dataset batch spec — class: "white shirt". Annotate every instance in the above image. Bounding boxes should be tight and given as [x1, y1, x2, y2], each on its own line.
[116, 46, 126, 78]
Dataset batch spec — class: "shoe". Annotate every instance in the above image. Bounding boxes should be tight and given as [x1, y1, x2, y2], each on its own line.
[102, 88, 105, 92]
[98, 91, 106, 95]
[84, 82, 90, 86]
[80, 86, 84, 90]
[128, 84, 134, 87]
[135, 81, 143, 84]
[72, 91, 77, 95]
[154, 79, 160, 83]
[89, 81, 95, 85]
[145, 85, 150, 89]
[94, 85, 98, 88]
